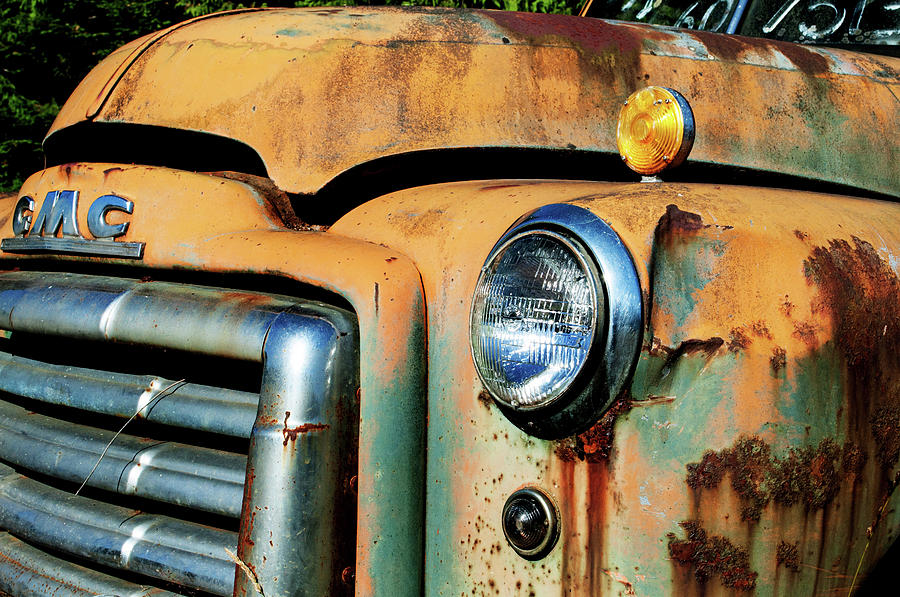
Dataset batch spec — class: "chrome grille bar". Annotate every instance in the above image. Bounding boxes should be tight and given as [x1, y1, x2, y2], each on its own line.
[0, 400, 245, 517]
[0, 351, 258, 438]
[0, 271, 296, 359]
[0, 465, 235, 595]
[0, 532, 183, 596]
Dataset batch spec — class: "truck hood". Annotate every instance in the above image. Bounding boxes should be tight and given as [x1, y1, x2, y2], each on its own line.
[47, 7, 900, 197]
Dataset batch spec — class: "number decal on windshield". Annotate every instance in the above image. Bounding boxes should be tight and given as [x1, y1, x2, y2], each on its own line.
[603, 0, 898, 45]
[756, 0, 899, 43]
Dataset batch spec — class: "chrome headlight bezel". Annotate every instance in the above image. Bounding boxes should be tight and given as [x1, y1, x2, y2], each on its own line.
[469, 203, 642, 438]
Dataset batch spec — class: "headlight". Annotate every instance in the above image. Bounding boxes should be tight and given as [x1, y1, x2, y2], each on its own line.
[470, 204, 642, 438]
[471, 230, 602, 410]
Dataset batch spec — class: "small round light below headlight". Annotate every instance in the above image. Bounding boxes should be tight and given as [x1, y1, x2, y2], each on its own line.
[471, 230, 602, 410]
[502, 487, 559, 560]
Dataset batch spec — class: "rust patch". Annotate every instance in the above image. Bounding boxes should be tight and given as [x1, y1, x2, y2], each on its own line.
[802, 232, 900, 557]
[779, 296, 795, 318]
[476, 389, 493, 410]
[554, 396, 632, 462]
[668, 520, 758, 591]
[728, 327, 751, 353]
[871, 405, 900, 468]
[775, 41, 830, 76]
[791, 320, 818, 347]
[481, 10, 648, 56]
[793, 229, 809, 241]
[689, 30, 748, 63]
[804, 236, 900, 370]
[658, 204, 707, 235]
[749, 321, 772, 339]
[686, 450, 727, 489]
[770, 346, 787, 375]
[282, 410, 329, 446]
[479, 183, 522, 191]
[685, 435, 863, 522]
[664, 337, 724, 370]
[212, 170, 318, 231]
[632, 395, 676, 407]
[689, 30, 830, 75]
[776, 541, 800, 571]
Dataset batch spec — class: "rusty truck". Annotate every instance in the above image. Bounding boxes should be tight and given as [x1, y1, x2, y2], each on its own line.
[0, 4, 898, 596]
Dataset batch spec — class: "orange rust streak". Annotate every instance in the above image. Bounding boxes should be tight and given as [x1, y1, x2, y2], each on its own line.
[281, 411, 329, 446]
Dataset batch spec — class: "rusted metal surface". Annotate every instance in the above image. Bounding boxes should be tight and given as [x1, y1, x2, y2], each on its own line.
[330, 179, 900, 595]
[209, 171, 318, 231]
[2, 164, 898, 595]
[46, 8, 899, 197]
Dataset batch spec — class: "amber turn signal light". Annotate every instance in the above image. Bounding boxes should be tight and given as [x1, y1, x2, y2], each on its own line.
[617, 86, 694, 176]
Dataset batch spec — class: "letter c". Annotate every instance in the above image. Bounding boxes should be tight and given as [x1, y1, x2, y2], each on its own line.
[87, 194, 134, 239]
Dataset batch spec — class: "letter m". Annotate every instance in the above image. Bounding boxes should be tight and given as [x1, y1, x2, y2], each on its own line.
[30, 190, 81, 237]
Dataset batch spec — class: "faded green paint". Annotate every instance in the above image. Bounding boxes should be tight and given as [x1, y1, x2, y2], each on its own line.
[649, 236, 726, 345]
[355, 289, 427, 596]
[774, 344, 846, 448]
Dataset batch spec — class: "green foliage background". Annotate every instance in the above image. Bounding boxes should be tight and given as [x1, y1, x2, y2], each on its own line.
[0, 0, 581, 191]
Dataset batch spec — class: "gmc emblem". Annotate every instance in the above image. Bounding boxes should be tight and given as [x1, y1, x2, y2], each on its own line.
[1, 190, 144, 259]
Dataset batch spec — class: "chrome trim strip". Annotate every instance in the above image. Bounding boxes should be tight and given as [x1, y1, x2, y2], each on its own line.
[0, 236, 145, 258]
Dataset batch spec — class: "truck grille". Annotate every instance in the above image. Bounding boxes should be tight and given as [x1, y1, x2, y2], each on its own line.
[0, 272, 359, 596]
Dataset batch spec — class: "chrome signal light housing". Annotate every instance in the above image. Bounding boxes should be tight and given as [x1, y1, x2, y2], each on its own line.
[470, 204, 642, 438]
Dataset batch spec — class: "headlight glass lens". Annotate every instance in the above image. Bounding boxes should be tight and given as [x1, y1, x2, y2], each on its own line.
[471, 230, 601, 410]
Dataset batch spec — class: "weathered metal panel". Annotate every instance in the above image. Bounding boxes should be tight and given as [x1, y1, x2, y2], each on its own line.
[329, 179, 900, 595]
[46, 8, 899, 197]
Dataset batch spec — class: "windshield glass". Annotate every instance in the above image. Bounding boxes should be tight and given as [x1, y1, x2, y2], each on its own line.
[593, 0, 899, 49]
